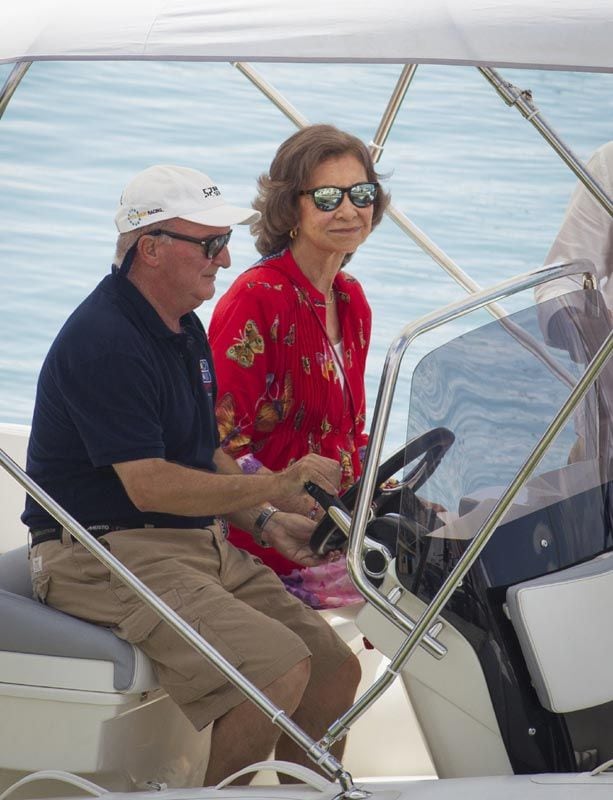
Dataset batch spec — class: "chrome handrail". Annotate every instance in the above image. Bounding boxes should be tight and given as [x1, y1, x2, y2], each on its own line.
[321, 260, 613, 743]
[341, 260, 589, 644]
[326, 323, 613, 744]
[327, 504, 446, 658]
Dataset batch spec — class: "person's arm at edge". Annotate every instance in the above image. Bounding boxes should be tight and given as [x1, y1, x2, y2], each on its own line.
[536, 144, 613, 308]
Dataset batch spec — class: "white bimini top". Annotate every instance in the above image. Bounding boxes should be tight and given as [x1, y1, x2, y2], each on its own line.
[2, 0, 613, 72]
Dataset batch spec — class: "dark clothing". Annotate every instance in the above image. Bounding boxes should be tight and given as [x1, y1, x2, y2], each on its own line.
[23, 273, 219, 531]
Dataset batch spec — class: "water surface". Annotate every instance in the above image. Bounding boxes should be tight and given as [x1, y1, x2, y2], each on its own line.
[0, 61, 611, 448]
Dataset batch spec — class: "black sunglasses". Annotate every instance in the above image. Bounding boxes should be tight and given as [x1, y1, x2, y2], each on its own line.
[299, 182, 378, 212]
[149, 228, 232, 260]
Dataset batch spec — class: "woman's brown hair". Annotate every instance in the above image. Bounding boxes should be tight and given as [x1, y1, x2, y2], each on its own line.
[252, 124, 390, 257]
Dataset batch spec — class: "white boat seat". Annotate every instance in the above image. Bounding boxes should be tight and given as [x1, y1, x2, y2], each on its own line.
[506, 552, 613, 713]
[0, 545, 144, 692]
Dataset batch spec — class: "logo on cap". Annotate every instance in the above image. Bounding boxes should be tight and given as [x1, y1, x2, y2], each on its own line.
[202, 186, 221, 199]
[126, 207, 164, 227]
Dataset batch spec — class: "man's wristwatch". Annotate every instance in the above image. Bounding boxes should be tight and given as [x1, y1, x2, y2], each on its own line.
[253, 505, 279, 548]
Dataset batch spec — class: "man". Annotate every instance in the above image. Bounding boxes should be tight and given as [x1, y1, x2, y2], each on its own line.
[23, 165, 361, 784]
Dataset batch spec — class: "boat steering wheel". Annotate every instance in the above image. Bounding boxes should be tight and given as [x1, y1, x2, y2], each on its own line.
[309, 426, 455, 556]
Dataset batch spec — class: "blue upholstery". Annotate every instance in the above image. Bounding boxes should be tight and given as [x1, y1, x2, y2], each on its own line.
[0, 545, 137, 691]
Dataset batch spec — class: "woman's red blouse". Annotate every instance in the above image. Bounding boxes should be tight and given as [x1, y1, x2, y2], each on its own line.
[208, 248, 371, 574]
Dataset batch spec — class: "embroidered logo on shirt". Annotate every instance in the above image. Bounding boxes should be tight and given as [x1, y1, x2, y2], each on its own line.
[200, 358, 213, 391]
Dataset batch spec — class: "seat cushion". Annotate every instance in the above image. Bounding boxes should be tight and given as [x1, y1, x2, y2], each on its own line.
[506, 552, 613, 713]
[0, 587, 143, 691]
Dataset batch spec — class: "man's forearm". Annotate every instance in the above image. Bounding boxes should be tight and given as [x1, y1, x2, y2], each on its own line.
[114, 456, 284, 517]
[113, 450, 339, 523]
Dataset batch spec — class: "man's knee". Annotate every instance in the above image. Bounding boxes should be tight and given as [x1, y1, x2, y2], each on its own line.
[264, 656, 311, 712]
[338, 652, 361, 695]
[287, 655, 312, 690]
[322, 652, 361, 708]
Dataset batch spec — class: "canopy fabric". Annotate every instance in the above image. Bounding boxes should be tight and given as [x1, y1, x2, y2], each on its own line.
[2, 0, 613, 72]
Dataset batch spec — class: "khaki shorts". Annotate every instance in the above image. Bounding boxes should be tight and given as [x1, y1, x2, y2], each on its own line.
[30, 524, 352, 729]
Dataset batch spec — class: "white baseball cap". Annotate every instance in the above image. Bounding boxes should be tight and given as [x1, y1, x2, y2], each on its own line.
[115, 165, 260, 233]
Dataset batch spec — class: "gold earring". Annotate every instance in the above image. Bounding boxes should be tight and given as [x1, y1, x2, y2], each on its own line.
[289, 227, 298, 240]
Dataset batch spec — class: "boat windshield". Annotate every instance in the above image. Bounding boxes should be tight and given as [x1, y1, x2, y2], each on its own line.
[397, 287, 613, 593]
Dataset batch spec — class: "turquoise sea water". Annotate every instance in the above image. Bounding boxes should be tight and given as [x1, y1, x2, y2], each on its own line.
[0, 61, 612, 449]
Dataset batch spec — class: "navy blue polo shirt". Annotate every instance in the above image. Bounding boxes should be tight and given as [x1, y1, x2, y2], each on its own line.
[23, 272, 220, 531]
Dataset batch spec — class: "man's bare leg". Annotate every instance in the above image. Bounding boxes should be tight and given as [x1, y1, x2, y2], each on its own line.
[203, 657, 311, 786]
[275, 652, 361, 777]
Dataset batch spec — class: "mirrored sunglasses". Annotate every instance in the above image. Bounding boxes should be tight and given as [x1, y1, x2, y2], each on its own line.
[299, 182, 378, 212]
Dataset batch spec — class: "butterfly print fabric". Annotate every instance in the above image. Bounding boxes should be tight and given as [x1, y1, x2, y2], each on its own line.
[209, 247, 371, 575]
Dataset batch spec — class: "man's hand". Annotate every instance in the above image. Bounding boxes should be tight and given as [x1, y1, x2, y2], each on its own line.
[268, 454, 340, 512]
[263, 511, 323, 567]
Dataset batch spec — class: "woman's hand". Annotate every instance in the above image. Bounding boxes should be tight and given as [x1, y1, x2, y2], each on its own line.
[262, 510, 324, 566]
[272, 493, 327, 521]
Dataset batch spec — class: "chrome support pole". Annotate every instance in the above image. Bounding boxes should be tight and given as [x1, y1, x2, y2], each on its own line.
[0, 61, 31, 120]
[384, 203, 509, 317]
[327, 504, 446, 657]
[322, 260, 612, 744]
[479, 67, 613, 218]
[233, 62, 309, 127]
[0, 450, 347, 783]
[371, 67, 594, 319]
[369, 64, 418, 163]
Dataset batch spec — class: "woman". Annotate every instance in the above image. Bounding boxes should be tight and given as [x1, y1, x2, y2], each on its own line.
[209, 124, 390, 604]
